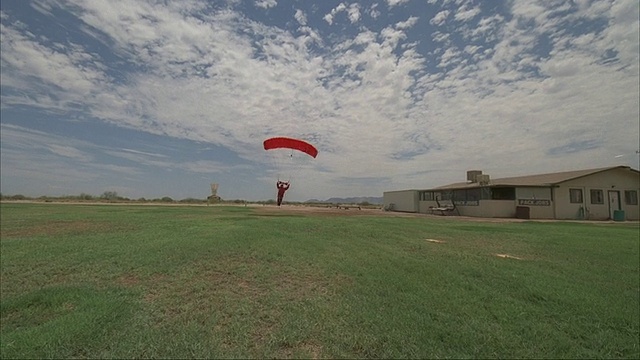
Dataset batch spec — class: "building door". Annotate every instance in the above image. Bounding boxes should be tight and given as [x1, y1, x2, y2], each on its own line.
[608, 190, 620, 219]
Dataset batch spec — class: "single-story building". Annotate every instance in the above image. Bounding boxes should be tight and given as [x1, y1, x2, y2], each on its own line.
[383, 166, 639, 220]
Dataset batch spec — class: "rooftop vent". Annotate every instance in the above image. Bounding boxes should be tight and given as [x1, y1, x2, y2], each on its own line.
[476, 174, 490, 185]
[467, 170, 483, 183]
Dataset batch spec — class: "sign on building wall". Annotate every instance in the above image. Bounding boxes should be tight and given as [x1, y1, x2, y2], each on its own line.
[518, 199, 551, 206]
[454, 200, 479, 206]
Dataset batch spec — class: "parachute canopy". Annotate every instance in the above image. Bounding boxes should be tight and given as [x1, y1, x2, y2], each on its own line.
[263, 137, 318, 158]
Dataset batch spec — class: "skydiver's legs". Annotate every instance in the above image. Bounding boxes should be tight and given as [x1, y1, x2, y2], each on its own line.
[277, 195, 283, 206]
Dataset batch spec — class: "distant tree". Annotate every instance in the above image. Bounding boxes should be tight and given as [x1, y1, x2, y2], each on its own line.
[79, 193, 93, 200]
[180, 197, 204, 204]
[161, 196, 174, 202]
[101, 191, 119, 200]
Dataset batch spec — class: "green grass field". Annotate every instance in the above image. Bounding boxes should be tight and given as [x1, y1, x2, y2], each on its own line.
[1, 203, 638, 359]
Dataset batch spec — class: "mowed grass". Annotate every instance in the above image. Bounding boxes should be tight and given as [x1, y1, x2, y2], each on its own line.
[0, 203, 638, 359]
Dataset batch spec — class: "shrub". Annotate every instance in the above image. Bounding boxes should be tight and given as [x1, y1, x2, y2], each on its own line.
[101, 191, 119, 200]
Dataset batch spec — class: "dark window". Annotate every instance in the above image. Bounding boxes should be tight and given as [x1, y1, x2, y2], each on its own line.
[569, 188, 583, 203]
[452, 190, 466, 202]
[466, 188, 481, 201]
[449, 189, 482, 202]
[590, 189, 604, 204]
[440, 191, 453, 201]
[420, 191, 435, 201]
[491, 187, 515, 200]
[625, 190, 638, 205]
[481, 187, 492, 200]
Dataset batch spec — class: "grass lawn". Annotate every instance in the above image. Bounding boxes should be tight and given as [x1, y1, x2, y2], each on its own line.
[1, 203, 638, 358]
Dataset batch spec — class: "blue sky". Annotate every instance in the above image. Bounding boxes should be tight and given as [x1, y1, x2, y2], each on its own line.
[1, 0, 638, 201]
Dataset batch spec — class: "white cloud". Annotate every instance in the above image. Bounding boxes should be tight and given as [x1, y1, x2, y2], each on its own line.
[47, 144, 92, 161]
[387, 0, 410, 8]
[430, 10, 450, 26]
[0, 22, 108, 98]
[437, 47, 461, 68]
[347, 3, 361, 24]
[396, 16, 419, 30]
[0, 124, 141, 195]
[106, 148, 234, 174]
[323, 13, 334, 25]
[294, 9, 307, 25]
[432, 31, 450, 43]
[368, 4, 381, 19]
[454, 5, 481, 22]
[255, 0, 277, 9]
[602, 0, 639, 65]
[463, 45, 481, 55]
[324, 3, 347, 25]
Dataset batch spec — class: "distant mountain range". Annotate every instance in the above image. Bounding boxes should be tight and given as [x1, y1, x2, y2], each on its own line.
[306, 196, 383, 205]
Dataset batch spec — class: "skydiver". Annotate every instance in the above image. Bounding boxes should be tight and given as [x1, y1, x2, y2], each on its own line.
[276, 180, 290, 206]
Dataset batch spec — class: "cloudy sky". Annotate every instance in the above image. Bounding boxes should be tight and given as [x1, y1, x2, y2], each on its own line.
[1, 0, 638, 201]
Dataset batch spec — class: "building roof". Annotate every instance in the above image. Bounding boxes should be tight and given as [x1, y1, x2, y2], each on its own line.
[432, 165, 638, 190]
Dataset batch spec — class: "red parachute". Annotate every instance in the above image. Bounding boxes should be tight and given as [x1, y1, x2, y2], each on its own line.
[263, 137, 318, 183]
[263, 137, 318, 158]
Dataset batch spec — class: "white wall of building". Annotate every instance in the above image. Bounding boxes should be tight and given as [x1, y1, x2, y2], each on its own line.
[554, 169, 639, 220]
[515, 187, 555, 219]
[383, 190, 419, 212]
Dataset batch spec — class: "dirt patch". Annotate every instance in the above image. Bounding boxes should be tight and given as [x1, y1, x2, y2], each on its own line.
[425, 239, 446, 243]
[116, 273, 141, 287]
[275, 340, 323, 359]
[273, 270, 351, 301]
[1, 220, 135, 238]
[140, 256, 349, 329]
[299, 342, 323, 359]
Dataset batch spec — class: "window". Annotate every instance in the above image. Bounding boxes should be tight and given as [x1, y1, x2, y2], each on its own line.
[569, 188, 583, 203]
[466, 188, 481, 202]
[625, 190, 638, 205]
[590, 189, 604, 204]
[450, 188, 482, 202]
[491, 187, 515, 200]
[452, 190, 466, 202]
[439, 191, 453, 201]
[481, 187, 492, 200]
[420, 191, 435, 201]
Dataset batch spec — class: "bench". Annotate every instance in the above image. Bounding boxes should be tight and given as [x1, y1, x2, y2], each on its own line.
[429, 198, 458, 216]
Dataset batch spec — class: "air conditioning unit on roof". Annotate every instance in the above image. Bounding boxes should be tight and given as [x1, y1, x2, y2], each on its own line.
[467, 170, 483, 182]
[476, 174, 490, 185]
